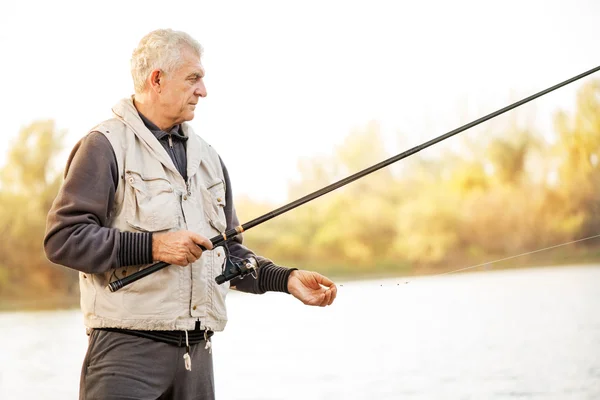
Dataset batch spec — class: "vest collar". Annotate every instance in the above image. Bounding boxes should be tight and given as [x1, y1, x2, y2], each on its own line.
[181, 123, 205, 182]
[111, 96, 210, 183]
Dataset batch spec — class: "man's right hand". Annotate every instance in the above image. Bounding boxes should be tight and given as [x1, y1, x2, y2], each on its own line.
[152, 230, 213, 266]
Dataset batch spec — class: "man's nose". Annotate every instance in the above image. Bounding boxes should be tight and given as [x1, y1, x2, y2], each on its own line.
[195, 81, 207, 98]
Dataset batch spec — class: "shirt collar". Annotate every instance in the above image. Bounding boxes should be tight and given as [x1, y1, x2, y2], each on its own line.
[137, 111, 188, 142]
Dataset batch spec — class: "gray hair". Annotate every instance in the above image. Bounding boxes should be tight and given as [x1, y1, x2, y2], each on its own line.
[131, 29, 203, 93]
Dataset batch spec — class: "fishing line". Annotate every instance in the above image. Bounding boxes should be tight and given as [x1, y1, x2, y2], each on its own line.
[431, 233, 600, 277]
[338, 233, 600, 287]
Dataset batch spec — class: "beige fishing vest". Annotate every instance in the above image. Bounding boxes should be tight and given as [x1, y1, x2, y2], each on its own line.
[79, 97, 230, 332]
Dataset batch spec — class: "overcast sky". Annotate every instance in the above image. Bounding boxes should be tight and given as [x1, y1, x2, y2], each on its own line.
[2, 0, 599, 202]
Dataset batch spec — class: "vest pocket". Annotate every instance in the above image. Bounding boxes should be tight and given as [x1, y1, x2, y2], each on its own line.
[119, 264, 173, 315]
[125, 171, 178, 232]
[203, 179, 227, 234]
[209, 249, 230, 321]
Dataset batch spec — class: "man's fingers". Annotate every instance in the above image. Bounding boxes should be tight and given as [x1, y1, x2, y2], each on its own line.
[175, 255, 189, 266]
[190, 233, 213, 250]
[313, 287, 331, 307]
[318, 288, 332, 307]
[313, 272, 337, 306]
[188, 242, 203, 259]
[314, 273, 335, 289]
[317, 283, 337, 307]
[154, 230, 217, 266]
[186, 253, 197, 265]
[328, 285, 337, 306]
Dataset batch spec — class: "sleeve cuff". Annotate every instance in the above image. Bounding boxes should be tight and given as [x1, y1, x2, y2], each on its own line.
[118, 231, 153, 267]
[258, 265, 298, 294]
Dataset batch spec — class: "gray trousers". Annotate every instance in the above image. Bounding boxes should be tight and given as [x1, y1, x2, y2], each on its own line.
[80, 329, 215, 400]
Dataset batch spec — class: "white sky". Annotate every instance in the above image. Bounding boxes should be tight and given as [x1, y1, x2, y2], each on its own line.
[1, 0, 599, 203]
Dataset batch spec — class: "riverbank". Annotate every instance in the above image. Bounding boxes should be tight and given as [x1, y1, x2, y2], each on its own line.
[2, 245, 599, 312]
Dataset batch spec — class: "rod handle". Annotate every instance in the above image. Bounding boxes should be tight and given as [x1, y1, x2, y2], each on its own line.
[108, 244, 207, 292]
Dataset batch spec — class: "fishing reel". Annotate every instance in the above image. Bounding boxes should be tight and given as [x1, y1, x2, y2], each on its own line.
[215, 249, 258, 285]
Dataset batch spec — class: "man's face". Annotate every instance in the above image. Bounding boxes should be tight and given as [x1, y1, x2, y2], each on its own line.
[158, 46, 207, 126]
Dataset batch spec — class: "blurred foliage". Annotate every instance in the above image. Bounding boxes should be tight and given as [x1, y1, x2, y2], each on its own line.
[0, 120, 78, 309]
[1, 81, 600, 310]
[238, 80, 600, 276]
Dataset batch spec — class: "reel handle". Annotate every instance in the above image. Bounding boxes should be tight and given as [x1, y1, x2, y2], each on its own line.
[215, 257, 258, 284]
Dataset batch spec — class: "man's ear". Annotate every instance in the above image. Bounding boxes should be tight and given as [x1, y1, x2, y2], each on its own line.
[149, 69, 163, 93]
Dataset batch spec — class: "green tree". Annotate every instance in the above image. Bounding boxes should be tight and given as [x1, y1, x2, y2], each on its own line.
[0, 120, 76, 306]
[550, 80, 600, 239]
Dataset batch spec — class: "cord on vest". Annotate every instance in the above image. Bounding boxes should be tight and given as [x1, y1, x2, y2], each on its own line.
[183, 330, 192, 371]
[204, 329, 212, 354]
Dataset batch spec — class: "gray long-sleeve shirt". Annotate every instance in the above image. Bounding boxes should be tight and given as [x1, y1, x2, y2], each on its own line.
[44, 116, 292, 295]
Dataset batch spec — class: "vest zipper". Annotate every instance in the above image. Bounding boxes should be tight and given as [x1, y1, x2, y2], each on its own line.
[166, 134, 185, 181]
[180, 179, 189, 226]
[180, 193, 188, 225]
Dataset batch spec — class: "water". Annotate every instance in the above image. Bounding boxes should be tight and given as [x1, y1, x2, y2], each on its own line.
[1, 265, 600, 399]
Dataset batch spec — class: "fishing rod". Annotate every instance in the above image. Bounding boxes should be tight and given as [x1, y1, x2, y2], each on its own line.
[107, 64, 600, 293]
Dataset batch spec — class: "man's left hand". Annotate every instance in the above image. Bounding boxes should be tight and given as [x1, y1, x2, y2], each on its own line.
[287, 270, 337, 307]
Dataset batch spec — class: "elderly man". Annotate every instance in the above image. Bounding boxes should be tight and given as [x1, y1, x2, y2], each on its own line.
[44, 29, 337, 400]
